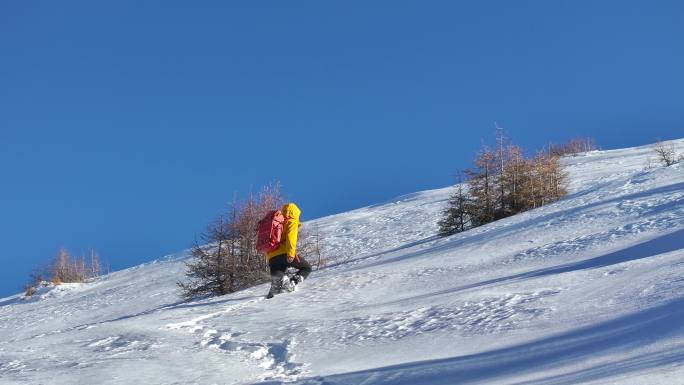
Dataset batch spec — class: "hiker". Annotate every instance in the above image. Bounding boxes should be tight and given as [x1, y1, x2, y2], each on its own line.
[264, 203, 311, 298]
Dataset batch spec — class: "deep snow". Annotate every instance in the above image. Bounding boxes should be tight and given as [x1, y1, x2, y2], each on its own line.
[1, 139, 683, 385]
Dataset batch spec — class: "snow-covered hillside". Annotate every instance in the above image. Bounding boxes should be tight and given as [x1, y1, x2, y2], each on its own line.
[1, 139, 683, 385]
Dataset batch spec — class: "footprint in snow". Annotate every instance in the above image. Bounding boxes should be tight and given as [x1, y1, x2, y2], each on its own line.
[85, 334, 155, 355]
[200, 329, 307, 382]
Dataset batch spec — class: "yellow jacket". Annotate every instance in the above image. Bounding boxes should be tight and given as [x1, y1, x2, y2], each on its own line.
[266, 203, 301, 261]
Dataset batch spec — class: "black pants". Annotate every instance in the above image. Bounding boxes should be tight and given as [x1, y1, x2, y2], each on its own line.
[268, 254, 312, 279]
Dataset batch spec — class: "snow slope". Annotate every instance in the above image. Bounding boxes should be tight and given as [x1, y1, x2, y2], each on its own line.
[1, 139, 683, 385]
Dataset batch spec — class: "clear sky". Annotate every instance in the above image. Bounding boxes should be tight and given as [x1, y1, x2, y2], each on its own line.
[1, 1, 682, 296]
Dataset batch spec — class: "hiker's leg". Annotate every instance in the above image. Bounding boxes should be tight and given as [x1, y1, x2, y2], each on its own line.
[269, 254, 288, 277]
[290, 256, 312, 279]
[266, 255, 289, 297]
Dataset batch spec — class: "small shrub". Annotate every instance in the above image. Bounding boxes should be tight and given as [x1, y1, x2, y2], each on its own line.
[24, 284, 36, 297]
[549, 138, 596, 157]
[25, 248, 104, 295]
[298, 224, 332, 270]
[653, 141, 680, 167]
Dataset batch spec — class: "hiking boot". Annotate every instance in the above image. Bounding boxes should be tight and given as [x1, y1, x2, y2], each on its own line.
[291, 274, 304, 285]
[266, 275, 283, 298]
[281, 275, 296, 292]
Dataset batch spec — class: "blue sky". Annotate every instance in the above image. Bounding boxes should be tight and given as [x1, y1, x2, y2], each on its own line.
[1, 1, 682, 296]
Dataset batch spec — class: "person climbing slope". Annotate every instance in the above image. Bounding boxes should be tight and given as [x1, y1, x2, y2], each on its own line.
[261, 202, 311, 299]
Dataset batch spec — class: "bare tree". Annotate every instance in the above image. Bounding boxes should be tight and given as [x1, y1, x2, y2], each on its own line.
[51, 248, 70, 284]
[653, 141, 679, 166]
[89, 249, 101, 279]
[501, 144, 533, 213]
[177, 216, 234, 299]
[24, 283, 36, 297]
[298, 223, 329, 270]
[177, 182, 286, 299]
[549, 138, 596, 157]
[495, 125, 509, 217]
[438, 173, 474, 236]
[439, 135, 569, 237]
[530, 151, 553, 208]
[25, 248, 105, 296]
[466, 147, 497, 225]
[50, 248, 87, 283]
[546, 154, 568, 201]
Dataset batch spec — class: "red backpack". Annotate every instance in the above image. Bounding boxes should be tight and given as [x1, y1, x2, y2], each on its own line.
[256, 210, 287, 253]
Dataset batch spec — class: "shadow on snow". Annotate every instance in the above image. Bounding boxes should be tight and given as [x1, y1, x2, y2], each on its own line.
[374, 227, 684, 308]
[286, 296, 684, 385]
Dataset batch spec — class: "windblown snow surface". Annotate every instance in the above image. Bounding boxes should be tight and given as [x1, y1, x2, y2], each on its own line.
[2, 139, 684, 385]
